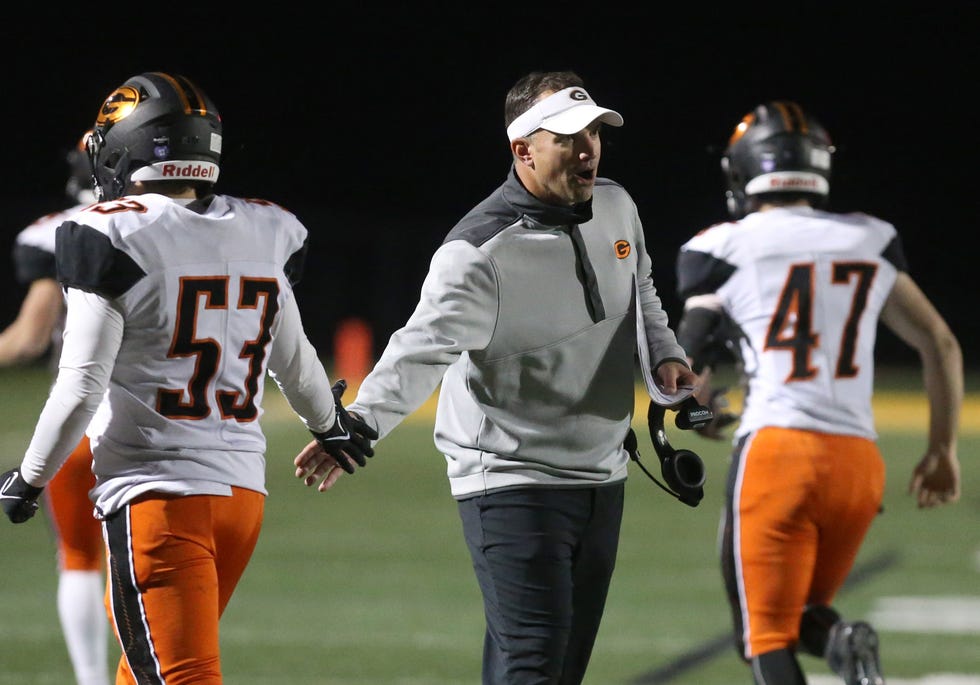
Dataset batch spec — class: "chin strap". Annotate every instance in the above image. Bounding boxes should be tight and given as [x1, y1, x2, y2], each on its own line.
[624, 396, 712, 508]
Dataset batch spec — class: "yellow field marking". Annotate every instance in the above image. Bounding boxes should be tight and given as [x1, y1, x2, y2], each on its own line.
[868, 392, 980, 433]
[265, 383, 979, 435]
[678, 390, 980, 434]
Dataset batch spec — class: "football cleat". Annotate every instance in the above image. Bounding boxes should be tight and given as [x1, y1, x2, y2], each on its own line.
[826, 620, 885, 685]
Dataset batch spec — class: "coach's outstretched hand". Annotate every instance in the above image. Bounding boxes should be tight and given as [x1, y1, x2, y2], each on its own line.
[305, 380, 379, 481]
[1, 468, 44, 524]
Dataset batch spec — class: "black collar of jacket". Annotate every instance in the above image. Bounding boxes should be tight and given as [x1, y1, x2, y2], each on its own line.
[502, 166, 593, 227]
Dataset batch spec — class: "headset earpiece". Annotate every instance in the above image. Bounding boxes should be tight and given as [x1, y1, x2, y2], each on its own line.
[659, 447, 706, 506]
[645, 399, 709, 507]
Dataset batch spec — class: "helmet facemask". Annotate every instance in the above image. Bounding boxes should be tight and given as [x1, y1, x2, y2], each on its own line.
[87, 128, 130, 202]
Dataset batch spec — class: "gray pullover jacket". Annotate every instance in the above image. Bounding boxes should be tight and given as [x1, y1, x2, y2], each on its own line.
[348, 169, 687, 498]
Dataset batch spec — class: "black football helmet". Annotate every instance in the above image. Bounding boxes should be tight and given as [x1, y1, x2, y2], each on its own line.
[721, 100, 833, 219]
[87, 72, 222, 201]
[65, 130, 96, 204]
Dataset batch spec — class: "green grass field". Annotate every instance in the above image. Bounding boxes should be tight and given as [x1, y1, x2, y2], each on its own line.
[1, 363, 977, 684]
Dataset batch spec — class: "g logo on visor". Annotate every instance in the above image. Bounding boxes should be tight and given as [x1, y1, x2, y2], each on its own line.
[569, 89, 588, 101]
[95, 85, 140, 128]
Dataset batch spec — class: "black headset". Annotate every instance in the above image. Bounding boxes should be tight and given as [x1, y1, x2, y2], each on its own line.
[623, 396, 711, 508]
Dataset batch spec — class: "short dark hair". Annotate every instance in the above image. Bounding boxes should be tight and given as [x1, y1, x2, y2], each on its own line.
[132, 180, 213, 198]
[504, 71, 584, 130]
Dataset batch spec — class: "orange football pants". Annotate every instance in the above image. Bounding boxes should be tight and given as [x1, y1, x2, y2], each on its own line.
[723, 427, 885, 659]
[44, 435, 102, 571]
[103, 487, 264, 684]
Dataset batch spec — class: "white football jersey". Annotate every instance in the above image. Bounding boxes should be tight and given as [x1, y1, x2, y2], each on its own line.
[677, 206, 907, 439]
[21, 193, 335, 517]
[15, 204, 86, 257]
[12, 202, 91, 365]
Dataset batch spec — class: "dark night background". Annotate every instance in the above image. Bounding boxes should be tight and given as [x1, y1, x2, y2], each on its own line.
[2, 7, 976, 368]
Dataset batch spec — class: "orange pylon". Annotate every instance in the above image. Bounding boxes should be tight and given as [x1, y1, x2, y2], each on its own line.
[333, 317, 374, 390]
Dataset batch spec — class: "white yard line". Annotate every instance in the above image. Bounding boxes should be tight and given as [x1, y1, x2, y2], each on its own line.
[811, 677, 980, 685]
[869, 596, 980, 633]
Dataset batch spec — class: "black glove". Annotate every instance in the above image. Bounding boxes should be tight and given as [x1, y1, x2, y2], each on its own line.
[310, 379, 379, 474]
[1, 468, 44, 524]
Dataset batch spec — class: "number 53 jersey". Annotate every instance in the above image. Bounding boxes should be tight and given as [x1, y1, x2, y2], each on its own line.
[49, 193, 322, 517]
[676, 206, 908, 440]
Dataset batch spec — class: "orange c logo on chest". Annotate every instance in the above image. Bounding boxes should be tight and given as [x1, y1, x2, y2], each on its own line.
[614, 240, 631, 259]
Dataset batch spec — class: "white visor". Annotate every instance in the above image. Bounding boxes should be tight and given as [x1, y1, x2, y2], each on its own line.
[130, 160, 220, 183]
[745, 171, 828, 196]
[506, 87, 624, 142]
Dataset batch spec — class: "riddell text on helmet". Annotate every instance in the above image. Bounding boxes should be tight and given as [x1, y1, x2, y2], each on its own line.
[767, 177, 819, 189]
[160, 163, 217, 179]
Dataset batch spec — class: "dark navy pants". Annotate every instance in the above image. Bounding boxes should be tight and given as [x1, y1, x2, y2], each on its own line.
[457, 483, 625, 685]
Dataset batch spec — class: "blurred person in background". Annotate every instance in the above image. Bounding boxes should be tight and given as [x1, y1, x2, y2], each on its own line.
[0, 131, 110, 685]
[673, 100, 963, 685]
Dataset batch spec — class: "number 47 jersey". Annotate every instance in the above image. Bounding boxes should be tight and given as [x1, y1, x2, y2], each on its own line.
[676, 205, 908, 440]
[50, 193, 326, 517]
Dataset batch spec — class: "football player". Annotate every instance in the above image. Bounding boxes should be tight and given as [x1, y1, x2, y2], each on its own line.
[674, 101, 963, 685]
[1, 72, 376, 683]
